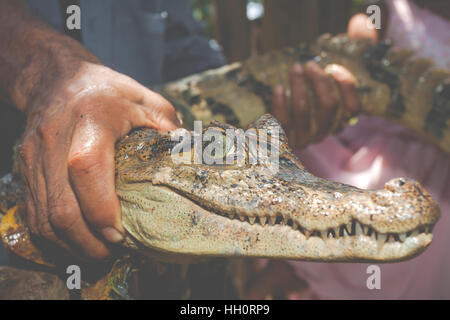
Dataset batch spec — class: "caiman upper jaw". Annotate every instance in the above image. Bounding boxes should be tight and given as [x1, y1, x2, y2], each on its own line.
[118, 173, 439, 263]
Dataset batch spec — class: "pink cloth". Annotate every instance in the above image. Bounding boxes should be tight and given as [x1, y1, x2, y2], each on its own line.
[385, 0, 450, 69]
[285, 0, 450, 299]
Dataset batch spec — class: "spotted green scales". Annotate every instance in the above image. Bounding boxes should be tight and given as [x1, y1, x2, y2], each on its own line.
[0, 34, 447, 299]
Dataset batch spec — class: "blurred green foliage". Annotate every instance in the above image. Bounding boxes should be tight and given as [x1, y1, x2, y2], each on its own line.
[192, 0, 215, 38]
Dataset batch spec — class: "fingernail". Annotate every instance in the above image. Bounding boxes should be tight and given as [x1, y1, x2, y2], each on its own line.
[325, 64, 350, 80]
[325, 64, 341, 74]
[101, 227, 124, 243]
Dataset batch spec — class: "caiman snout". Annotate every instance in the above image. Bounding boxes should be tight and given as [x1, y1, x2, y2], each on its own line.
[364, 178, 440, 234]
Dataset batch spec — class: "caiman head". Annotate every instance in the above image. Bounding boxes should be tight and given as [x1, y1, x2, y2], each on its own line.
[115, 114, 440, 263]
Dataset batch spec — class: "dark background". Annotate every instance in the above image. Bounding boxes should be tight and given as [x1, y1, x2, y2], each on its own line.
[193, 0, 361, 62]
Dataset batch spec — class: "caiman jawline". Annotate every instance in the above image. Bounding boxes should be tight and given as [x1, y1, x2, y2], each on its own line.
[212, 210, 434, 246]
[160, 183, 436, 248]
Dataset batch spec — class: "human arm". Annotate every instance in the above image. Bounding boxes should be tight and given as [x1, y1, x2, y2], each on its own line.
[0, 0, 180, 258]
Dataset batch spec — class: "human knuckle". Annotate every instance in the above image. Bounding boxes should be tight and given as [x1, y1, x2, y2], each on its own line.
[48, 205, 79, 232]
[68, 149, 103, 174]
[36, 118, 57, 140]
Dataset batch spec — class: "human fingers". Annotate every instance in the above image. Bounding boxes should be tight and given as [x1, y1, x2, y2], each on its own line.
[304, 61, 340, 138]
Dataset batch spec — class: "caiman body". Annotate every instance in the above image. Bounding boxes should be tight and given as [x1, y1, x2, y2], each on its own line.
[0, 34, 447, 299]
[162, 34, 450, 153]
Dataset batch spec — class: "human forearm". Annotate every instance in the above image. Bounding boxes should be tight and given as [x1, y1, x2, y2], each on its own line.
[0, 0, 99, 112]
[0, 0, 183, 260]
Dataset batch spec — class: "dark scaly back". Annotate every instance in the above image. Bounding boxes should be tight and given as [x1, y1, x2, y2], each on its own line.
[160, 34, 450, 154]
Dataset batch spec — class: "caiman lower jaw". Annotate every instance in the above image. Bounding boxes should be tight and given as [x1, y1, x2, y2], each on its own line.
[118, 183, 434, 263]
[209, 212, 435, 262]
[201, 207, 435, 262]
[214, 210, 435, 247]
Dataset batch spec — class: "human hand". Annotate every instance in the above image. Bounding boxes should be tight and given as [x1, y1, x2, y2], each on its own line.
[272, 62, 360, 149]
[19, 62, 180, 259]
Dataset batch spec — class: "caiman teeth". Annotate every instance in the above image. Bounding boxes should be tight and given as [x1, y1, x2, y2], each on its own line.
[215, 211, 433, 244]
[269, 216, 276, 225]
[366, 227, 377, 239]
[339, 224, 352, 237]
[327, 229, 336, 239]
[386, 234, 395, 243]
[260, 216, 267, 226]
[399, 233, 406, 242]
[351, 220, 356, 235]
[355, 222, 364, 235]
[370, 231, 377, 241]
